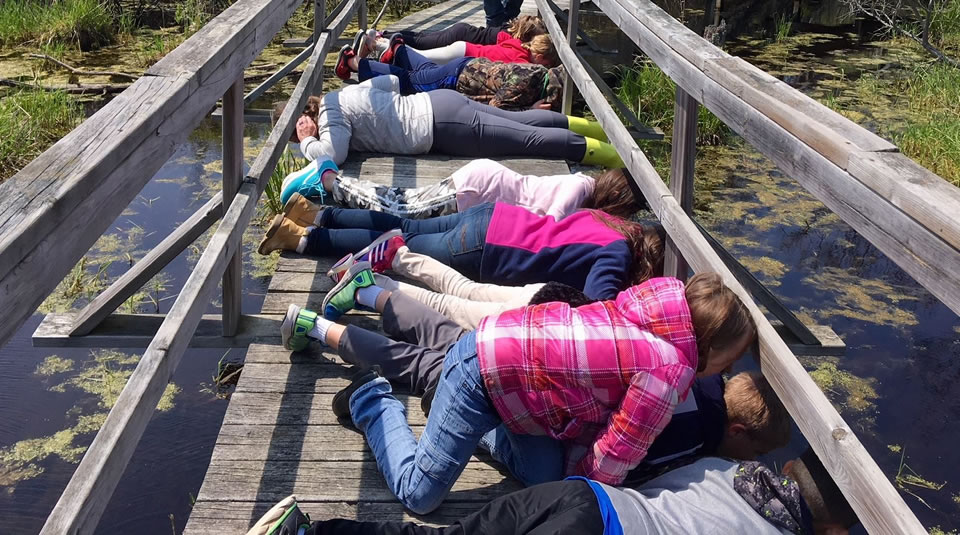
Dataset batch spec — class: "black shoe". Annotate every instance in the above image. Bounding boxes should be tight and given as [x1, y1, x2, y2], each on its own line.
[421, 382, 437, 417]
[332, 366, 382, 421]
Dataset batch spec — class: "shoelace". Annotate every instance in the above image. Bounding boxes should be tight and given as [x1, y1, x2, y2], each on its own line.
[297, 169, 328, 204]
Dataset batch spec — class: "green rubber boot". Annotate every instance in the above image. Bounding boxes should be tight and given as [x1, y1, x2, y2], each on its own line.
[580, 137, 624, 168]
[567, 116, 609, 142]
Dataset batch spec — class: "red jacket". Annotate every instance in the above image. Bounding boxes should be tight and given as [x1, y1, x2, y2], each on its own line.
[464, 37, 531, 64]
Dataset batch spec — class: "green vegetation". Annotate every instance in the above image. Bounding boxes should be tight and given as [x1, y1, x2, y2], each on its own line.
[0, 0, 114, 50]
[0, 88, 84, 181]
[774, 14, 792, 43]
[894, 448, 946, 510]
[264, 150, 307, 217]
[801, 356, 879, 412]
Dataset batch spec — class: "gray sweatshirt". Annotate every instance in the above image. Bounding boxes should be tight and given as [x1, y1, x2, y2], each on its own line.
[300, 75, 434, 165]
[599, 458, 792, 534]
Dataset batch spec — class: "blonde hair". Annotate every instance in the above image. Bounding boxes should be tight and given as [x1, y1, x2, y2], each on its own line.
[684, 273, 756, 370]
[523, 34, 560, 67]
[724, 371, 790, 451]
[507, 15, 547, 42]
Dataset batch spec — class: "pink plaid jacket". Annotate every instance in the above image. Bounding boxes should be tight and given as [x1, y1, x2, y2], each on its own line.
[475, 277, 698, 485]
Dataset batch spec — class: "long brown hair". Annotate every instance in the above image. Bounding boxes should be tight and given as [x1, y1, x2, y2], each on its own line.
[507, 15, 546, 42]
[684, 272, 756, 370]
[589, 211, 664, 286]
[580, 168, 643, 219]
[281, 96, 323, 143]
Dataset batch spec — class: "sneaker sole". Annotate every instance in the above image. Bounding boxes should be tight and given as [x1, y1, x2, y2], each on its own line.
[326, 229, 402, 281]
[280, 303, 301, 350]
[352, 30, 366, 57]
[257, 214, 285, 255]
[335, 44, 353, 80]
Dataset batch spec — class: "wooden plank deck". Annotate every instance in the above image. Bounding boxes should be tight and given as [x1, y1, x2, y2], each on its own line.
[183, 152, 571, 532]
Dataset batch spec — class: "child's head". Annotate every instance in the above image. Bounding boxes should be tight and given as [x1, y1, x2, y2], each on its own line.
[717, 371, 790, 459]
[527, 281, 596, 307]
[684, 273, 756, 375]
[282, 96, 322, 143]
[524, 34, 560, 67]
[507, 15, 547, 42]
[590, 213, 665, 286]
[783, 448, 858, 534]
[581, 168, 645, 219]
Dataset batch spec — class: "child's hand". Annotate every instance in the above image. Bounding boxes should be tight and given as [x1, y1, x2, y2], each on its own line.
[530, 99, 552, 110]
[296, 115, 318, 142]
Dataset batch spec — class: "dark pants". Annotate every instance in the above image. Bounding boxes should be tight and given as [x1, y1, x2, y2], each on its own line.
[428, 90, 586, 162]
[386, 22, 503, 49]
[303, 202, 494, 280]
[339, 291, 464, 395]
[310, 480, 603, 535]
[484, 0, 523, 27]
[357, 48, 470, 95]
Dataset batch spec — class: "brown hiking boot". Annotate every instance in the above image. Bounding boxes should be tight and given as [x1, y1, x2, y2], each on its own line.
[257, 214, 308, 255]
[283, 192, 325, 228]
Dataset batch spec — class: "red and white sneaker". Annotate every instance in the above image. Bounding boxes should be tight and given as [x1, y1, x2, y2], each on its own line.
[378, 34, 404, 64]
[326, 229, 404, 282]
[335, 44, 356, 81]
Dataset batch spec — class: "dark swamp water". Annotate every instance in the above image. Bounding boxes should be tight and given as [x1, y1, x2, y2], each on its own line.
[2, 3, 960, 534]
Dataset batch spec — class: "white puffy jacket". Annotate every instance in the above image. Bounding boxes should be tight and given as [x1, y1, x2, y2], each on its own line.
[299, 75, 434, 165]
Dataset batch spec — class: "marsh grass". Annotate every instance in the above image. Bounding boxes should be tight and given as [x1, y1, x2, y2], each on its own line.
[0, 88, 84, 182]
[894, 448, 946, 510]
[0, 0, 115, 50]
[892, 63, 960, 187]
[616, 60, 728, 145]
[774, 14, 792, 43]
[264, 150, 308, 217]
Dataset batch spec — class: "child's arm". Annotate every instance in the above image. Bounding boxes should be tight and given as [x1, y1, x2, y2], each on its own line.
[574, 365, 689, 485]
[582, 240, 631, 300]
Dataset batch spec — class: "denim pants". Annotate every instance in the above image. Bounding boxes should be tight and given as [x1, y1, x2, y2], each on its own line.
[303, 202, 494, 280]
[483, 0, 523, 27]
[357, 48, 470, 95]
[349, 331, 564, 513]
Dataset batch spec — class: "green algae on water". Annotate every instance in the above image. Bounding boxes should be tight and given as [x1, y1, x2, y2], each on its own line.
[35, 355, 74, 376]
[803, 267, 919, 327]
[800, 356, 878, 412]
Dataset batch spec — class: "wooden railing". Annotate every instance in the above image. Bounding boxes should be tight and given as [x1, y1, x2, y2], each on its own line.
[541, 0, 952, 532]
[20, 0, 365, 531]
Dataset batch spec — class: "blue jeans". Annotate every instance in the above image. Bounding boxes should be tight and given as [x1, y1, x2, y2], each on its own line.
[304, 203, 493, 280]
[357, 49, 470, 95]
[350, 331, 501, 514]
[479, 425, 565, 487]
[484, 0, 523, 27]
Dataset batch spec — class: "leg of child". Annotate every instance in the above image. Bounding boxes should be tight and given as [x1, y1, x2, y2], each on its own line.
[374, 279, 466, 352]
[378, 273, 512, 331]
[311, 480, 604, 535]
[392, 246, 540, 303]
[355, 59, 416, 94]
[336, 323, 446, 396]
[390, 22, 491, 50]
[428, 90, 587, 162]
[401, 203, 494, 280]
[350, 331, 501, 514]
[403, 41, 467, 65]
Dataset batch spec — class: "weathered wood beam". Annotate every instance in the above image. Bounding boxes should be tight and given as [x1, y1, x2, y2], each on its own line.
[0, 0, 303, 350]
[664, 86, 697, 279]
[40, 313, 282, 348]
[68, 193, 224, 336]
[535, 0, 925, 532]
[222, 77, 245, 337]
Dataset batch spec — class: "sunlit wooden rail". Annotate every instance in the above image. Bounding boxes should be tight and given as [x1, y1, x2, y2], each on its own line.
[1, 0, 956, 532]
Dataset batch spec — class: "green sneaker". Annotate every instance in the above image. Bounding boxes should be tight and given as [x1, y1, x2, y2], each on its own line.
[322, 261, 375, 320]
[246, 494, 311, 535]
[280, 304, 318, 351]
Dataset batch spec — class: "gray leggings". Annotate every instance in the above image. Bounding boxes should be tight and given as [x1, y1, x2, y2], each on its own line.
[428, 90, 587, 162]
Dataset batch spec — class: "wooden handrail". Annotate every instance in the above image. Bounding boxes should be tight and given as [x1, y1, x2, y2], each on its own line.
[0, 0, 304, 350]
[535, 0, 926, 532]
[38, 0, 362, 531]
[595, 0, 960, 317]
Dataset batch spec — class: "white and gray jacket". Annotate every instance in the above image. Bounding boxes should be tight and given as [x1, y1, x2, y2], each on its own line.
[300, 75, 434, 165]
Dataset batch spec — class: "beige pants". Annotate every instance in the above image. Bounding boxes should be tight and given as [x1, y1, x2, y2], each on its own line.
[377, 246, 543, 330]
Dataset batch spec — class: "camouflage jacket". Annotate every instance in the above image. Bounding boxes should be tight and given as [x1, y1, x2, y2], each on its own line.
[456, 58, 564, 111]
[734, 461, 815, 534]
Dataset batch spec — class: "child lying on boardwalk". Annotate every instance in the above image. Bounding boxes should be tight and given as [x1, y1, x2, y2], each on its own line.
[277, 270, 756, 513]
[248, 450, 857, 535]
[278, 157, 626, 221]
[292, 77, 620, 168]
[369, 16, 545, 54]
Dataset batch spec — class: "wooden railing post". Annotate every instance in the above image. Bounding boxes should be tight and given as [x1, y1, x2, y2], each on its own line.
[221, 76, 244, 336]
[664, 86, 698, 280]
[315, 0, 325, 42]
[561, 0, 580, 115]
[358, 0, 368, 30]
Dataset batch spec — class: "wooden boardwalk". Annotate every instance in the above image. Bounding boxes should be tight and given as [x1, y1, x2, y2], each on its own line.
[185, 152, 572, 532]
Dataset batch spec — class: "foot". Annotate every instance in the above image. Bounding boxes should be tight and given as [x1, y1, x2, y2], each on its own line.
[370, 36, 390, 59]
[335, 44, 356, 80]
[283, 192, 325, 228]
[353, 30, 374, 59]
[332, 365, 382, 422]
[257, 215, 308, 255]
[280, 157, 339, 206]
[326, 229, 404, 282]
[280, 303, 318, 351]
[379, 34, 404, 64]
[245, 495, 311, 535]
[321, 261, 376, 320]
